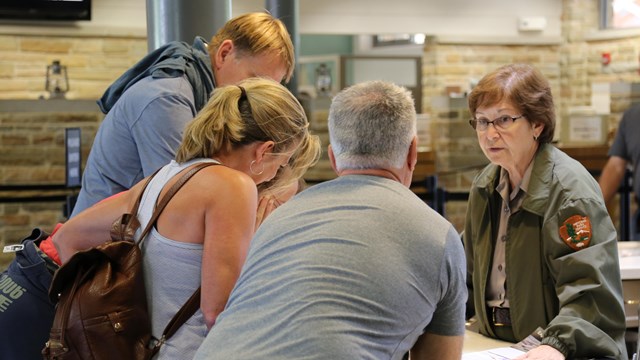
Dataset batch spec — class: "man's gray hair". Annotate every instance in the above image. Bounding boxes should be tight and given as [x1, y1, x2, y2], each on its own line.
[328, 80, 417, 171]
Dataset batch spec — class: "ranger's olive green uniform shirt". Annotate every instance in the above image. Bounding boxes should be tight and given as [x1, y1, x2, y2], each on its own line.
[464, 144, 628, 359]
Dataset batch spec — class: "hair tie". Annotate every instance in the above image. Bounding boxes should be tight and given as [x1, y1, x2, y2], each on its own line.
[237, 85, 253, 117]
[238, 85, 247, 100]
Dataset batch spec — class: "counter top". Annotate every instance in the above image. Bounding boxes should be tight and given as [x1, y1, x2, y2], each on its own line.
[463, 330, 514, 354]
[0, 99, 100, 113]
[619, 241, 640, 280]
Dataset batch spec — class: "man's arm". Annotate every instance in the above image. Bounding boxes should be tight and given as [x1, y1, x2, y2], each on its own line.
[410, 332, 463, 360]
[598, 155, 627, 204]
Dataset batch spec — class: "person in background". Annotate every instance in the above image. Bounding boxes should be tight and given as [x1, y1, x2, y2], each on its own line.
[0, 226, 61, 360]
[70, 12, 295, 217]
[599, 102, 640, 240]
[194, 80, 467, 360]
[50, 78, 319, 359]
[464, 63, 627, 360]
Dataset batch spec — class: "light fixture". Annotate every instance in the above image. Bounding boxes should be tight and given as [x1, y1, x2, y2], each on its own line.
[45, 60, 69, 99]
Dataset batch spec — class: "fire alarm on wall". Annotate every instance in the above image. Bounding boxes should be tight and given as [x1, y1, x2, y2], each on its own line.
[518, 16, 547, 32]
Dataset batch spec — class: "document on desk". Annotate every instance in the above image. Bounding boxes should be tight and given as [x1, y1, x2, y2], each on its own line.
[462, 347, 525, 360]
[463, 327, 543, 359]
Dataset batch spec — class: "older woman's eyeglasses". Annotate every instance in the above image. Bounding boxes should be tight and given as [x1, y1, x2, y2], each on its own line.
[469, 115, 524, 131]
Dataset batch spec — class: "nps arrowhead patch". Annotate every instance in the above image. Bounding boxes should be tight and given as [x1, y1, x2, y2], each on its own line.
[558, 215, 592, 251]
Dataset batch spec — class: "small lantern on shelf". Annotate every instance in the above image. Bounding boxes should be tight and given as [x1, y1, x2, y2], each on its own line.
[45, 60, 69, 99]
[315, 63, 332, 97]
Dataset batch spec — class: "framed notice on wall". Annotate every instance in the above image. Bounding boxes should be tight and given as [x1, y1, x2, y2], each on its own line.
[565, 115, 607, 145]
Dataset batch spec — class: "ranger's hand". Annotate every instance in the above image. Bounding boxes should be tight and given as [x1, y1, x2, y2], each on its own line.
[514, 345, 564, 360]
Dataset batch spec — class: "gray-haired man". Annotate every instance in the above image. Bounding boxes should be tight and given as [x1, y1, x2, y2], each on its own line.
[195, 80, 467, 360]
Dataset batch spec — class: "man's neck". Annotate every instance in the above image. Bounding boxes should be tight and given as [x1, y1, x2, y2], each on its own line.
[337, 168, 404, 184]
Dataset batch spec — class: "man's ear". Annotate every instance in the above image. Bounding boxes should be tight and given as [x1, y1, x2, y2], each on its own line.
[328, 145, 338, 175]
[399, 136, 419, 187]
[407, 136, 418, 172]
[213, 39, 234, 70]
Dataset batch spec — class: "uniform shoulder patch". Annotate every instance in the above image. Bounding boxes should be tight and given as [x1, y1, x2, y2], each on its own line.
[558, 215, 592, 251]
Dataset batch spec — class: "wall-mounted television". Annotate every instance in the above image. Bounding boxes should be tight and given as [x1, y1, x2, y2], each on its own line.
[0, 0, 91, 21]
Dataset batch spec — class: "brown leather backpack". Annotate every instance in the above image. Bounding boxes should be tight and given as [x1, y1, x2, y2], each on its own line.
[42, 162, 213, 359]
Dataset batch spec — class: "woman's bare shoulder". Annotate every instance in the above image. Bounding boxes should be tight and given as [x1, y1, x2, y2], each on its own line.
[188, 165, 258, 202]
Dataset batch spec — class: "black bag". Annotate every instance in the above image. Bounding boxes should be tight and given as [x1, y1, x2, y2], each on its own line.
[42, 163, 214, 359]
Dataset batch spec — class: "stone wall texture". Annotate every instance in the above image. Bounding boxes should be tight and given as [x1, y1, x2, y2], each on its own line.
[0, 33, 145, 266]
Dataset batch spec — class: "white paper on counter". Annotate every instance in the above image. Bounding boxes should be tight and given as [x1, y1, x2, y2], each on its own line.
[462, 347, 526, 360]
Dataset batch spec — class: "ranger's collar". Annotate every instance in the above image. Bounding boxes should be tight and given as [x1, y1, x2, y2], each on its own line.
[472, 143, 554, 216]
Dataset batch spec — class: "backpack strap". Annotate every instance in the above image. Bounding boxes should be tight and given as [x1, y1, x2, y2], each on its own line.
[163, 287, 201, 338]
[138, 161, 217, 351]
[110, 167, 161, 243]
[150, 287, 202, 357]
[136, 161, 217, 246]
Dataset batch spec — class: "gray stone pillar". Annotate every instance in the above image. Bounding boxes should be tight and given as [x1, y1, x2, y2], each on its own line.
[146, 0, 231, 52]
[265, 0, 299, 96]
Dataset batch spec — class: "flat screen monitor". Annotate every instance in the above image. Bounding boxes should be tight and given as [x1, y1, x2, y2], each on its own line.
[0, 0, 91, 21]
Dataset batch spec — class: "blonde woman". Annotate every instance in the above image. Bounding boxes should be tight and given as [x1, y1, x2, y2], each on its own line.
[53, 77, 320, 359]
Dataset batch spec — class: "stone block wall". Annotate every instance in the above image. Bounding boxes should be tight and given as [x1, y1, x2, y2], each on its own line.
[0, 33, 145, 267]
[0, 105, 103, 267]
[0, 34, 146, 100]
